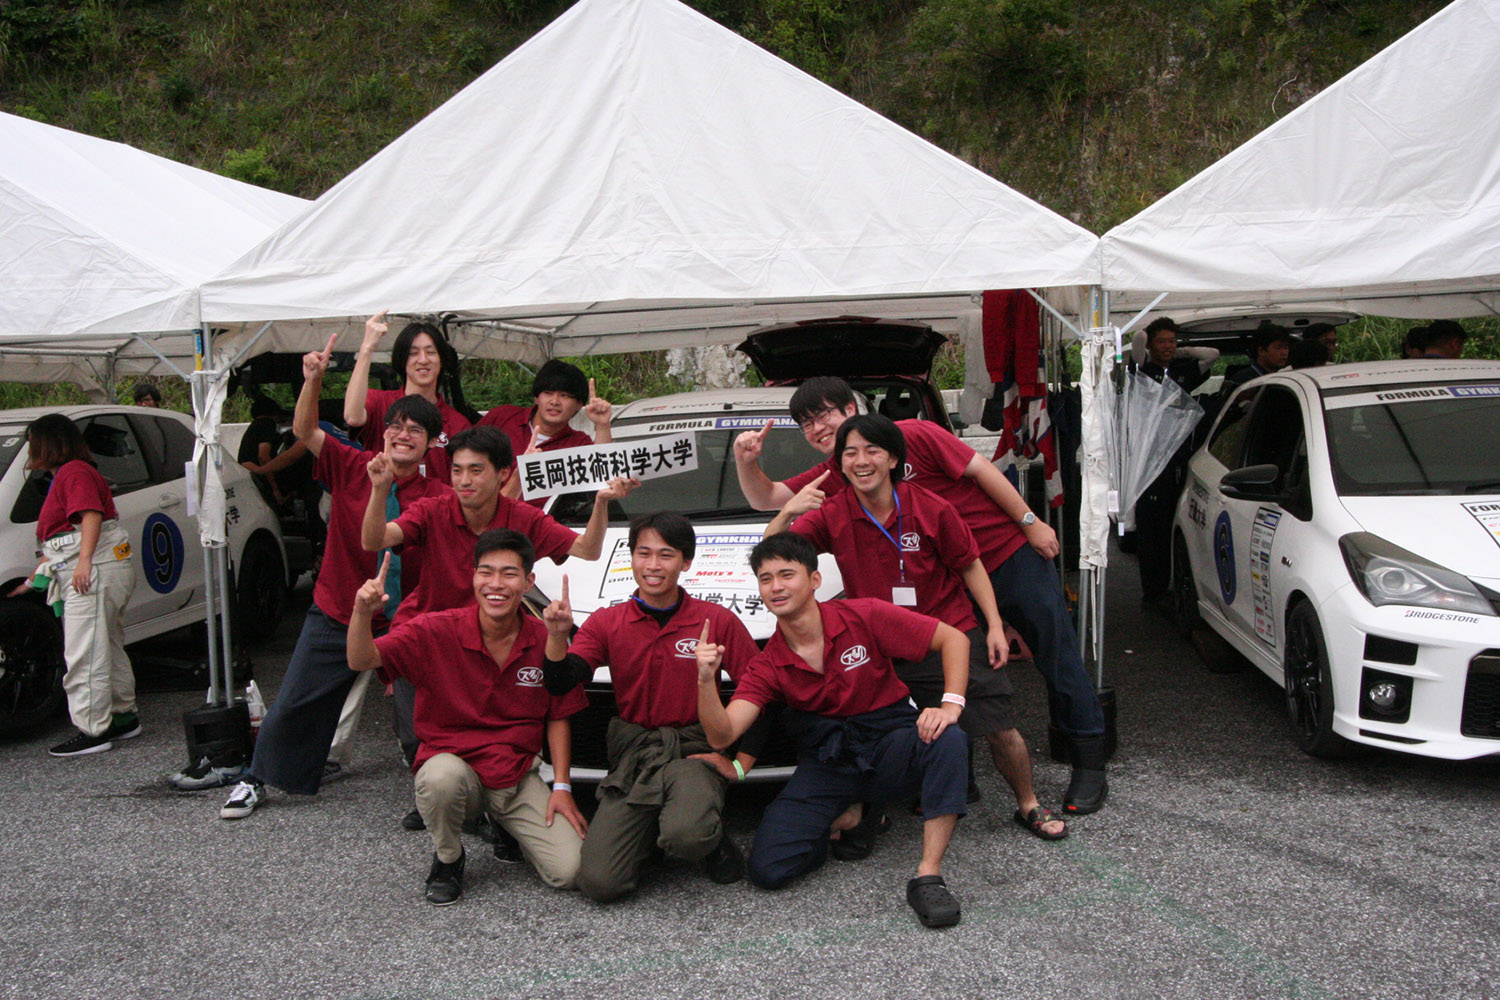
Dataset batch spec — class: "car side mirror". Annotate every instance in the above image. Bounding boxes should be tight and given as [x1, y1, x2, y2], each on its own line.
[1218, 464, 1282, 502]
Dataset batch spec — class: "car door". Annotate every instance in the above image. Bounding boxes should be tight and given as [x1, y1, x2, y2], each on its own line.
[1183, 386, 1258, 632]
[79, 412, 199, 626]
[1218, 384, 1310, 655]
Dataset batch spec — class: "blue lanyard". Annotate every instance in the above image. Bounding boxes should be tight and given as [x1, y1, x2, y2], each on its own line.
[858, 487, 905, 582]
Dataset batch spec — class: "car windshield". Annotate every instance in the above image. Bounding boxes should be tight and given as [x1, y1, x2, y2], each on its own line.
[1323, 382, 1500, 496]
[548, 420, 823, 525]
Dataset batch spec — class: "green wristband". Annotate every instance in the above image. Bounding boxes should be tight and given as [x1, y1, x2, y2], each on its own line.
[732, 759, 746, 782]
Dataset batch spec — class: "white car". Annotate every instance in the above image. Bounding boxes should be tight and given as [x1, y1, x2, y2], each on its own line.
[1172, 360, 1500, 759]
[0, 405, 287, 736]
[533, 386, 849, 781]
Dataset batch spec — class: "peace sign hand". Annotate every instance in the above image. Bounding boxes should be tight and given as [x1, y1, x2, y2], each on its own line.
[543, 575, 573, 638]
[354, 552, 392, 616]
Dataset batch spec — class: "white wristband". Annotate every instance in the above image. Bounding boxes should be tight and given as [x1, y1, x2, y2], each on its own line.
[552, 782, 572, 793]
[941, 693, 966, 708]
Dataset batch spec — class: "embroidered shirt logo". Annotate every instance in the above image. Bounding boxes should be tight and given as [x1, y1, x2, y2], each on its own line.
[515, 666, 544, 687]
[840, 645, 870, 669]
[674, 638, 699, 657]
[900, 532, 921, 552]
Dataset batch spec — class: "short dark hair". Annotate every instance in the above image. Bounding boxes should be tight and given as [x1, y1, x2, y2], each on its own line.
[1288, 339, 1329, 369]
[249, 395, 281, 420]
[833, 413, 906, 471]
[629, 511, 696, 561]
[1425, 319, 1468, 347]
[750, 531, 820, 574]
[1302, 323, 1335, 341]
[26, 413, 91, 469]
[447, 425, 513, 471]
[531, 359, 589, 403]
[132, 382, 162, 405]
[473, 528, 535, 573]
[1144, 317, 1179, 342]
[789, 376, 857, 425]
[390, 321, 456, 386]
[1403, 325, 1429, 354]
[1253, 322, 1292, 352]
[385, 394, 442, 439]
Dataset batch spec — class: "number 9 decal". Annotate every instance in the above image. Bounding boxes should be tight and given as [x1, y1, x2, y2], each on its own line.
[142, 513, 184, 594]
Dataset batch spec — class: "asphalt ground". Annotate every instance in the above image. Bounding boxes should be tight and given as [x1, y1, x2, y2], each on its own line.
[3, 547, 1499, 1000]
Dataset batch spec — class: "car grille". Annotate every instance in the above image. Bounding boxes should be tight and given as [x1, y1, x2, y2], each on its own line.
[1460, 650, 1500, 739]
[558, 683, 801, 774]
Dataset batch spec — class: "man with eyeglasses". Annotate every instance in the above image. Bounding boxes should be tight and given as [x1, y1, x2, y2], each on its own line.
[734, 376, 1109, 816]
[221, 335, 452, 821]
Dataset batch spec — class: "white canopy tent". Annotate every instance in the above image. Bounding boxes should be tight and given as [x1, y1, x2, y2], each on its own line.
[0, 112, 307, 392]
[198, 0, 1098, 364]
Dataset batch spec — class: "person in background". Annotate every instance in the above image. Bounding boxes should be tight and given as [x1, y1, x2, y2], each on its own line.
[478, 359, 616, 505]
[1401, 326, 1429, 359]
[1287, 339, 1329, 370]
[13, 414, 137, 757]
[1301, 323, 1338, 361]
[131, 383, 161, 408]
[1130, 317, 1219, 392]
[1420, 320, 1468, 359]
[1221, 322, 1292, 394]
[346, 311, 474, 480]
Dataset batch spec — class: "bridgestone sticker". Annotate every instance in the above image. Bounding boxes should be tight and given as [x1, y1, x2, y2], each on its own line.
[1249, 506, 1280, 644]
[518, 433, 698, 500]
[1462, 501, 1500, 550]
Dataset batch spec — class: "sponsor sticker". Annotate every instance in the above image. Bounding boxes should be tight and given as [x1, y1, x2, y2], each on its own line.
[1249, 507, 1280, 644]
[1325, 383, 1500, 409]
[1213, 511, 1236, 605]
[1401, 609, 1480, 625]
[1462, 501, 1500, 550]
[715, 416, 798, 430]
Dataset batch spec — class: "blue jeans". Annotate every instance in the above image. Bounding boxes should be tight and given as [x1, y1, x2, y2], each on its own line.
[249, 606, 372, 795]
[989, 546, 1105, 737]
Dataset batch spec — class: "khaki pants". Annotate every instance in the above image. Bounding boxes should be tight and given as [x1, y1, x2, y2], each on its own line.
[414, 753, 581, 889]
[327, 668, 373, 766]
[577, 757, 726, 902]
[55, 544, 135, 738]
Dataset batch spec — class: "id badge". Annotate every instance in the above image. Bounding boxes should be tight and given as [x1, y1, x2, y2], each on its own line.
[892, 586, 918, 607]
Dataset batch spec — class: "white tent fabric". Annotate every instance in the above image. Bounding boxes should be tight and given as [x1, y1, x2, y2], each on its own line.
[200, 0, 1098, 363]
[0, 112, 307, 386]
[1100, 0, 1500, 320]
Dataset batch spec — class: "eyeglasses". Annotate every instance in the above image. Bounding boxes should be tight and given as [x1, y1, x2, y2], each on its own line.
[385, 421, 427, 440]
[796, 407, 838, 432]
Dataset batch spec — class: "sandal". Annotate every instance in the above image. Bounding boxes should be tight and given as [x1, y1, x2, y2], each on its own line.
[1013, 805, 1069, 841]
[906, 875, 961, 928]
[830, 807, 890, 861]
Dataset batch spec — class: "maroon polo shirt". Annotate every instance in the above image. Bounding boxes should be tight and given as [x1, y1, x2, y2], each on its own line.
[355, 388, 471, 482]
[477, 404, 595, 508]
[569, 591, 759, 729]
[313, 437, 449, 627]
[789, 480, 981, 632]
[732, 599, 937, 718]
[37, 460, 117, 541]
[375, 608, 587, 788]
[781, 419, 1025, 572]
[391, 491, 578, 627]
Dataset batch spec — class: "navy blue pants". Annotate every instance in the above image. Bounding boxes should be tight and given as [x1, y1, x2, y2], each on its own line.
[990, 546, 1105, 736]
[747, 717, 968, 890]
[249, 606, 371, 795]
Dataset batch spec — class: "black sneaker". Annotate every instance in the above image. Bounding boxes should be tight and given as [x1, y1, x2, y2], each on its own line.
[424, 851, 465, 905]
[402, 807, 426, 831]
[321, 760, 345, 784]
[104, 712, 142, 741]
[492, 827, 524, 864]
[49, 731, 113, 757]
[703, 833, 745, 884]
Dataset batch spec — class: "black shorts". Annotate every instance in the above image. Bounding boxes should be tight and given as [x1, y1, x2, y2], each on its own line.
[894, 626, 1015, 737]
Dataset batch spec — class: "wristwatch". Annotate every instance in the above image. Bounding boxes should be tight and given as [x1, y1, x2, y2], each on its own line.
[1019, 512, 1037, 526]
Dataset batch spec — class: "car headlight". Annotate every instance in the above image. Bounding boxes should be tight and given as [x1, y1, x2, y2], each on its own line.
[1339, 532, 1496, 616]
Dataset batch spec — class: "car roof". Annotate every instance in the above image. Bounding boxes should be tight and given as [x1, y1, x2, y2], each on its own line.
[0, 403, 174, 425]
[613, 386, 796, 422]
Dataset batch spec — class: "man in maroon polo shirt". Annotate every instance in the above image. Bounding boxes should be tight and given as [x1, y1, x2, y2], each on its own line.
[360, 424, 638, 629]
[769, 413, 1066, 841]
[347, 530, 589, 905]
[696, 531, 971, 928]
[734, 376, 1109, 815]
[541, 511, 762, 901]
[220, 335, 450, 821]
[478, 359, 615, 505]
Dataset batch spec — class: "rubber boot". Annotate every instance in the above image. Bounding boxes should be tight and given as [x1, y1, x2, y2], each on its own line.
[1063, 734, 1109, 815]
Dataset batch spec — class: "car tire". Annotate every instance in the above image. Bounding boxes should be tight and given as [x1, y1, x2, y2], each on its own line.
[0, 598, 67, 738]
[1171, 531, 1202, 640]
[233, 535, 286, 644]
[1284, 601, 1347, 758]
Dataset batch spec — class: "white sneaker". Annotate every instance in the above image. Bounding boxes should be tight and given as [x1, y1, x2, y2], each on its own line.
[219, 780, 265, 820]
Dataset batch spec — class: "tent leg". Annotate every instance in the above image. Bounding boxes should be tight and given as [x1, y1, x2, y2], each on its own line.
[201, 540, 222, 706]
[216, 541, 235, 704]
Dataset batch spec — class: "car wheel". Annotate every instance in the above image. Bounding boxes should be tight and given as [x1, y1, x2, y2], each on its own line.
[0, 599, 67, 738]
[233, 536, 286, 644]
[1171, 531, 1202, 640]
[1284, 601, 1347, 758]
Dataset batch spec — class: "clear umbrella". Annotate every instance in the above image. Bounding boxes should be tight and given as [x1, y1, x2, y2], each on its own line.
[1105, 367, 1203, 532]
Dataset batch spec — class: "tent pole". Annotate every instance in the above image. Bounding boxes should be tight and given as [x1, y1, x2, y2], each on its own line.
[189, 334, 223, 707]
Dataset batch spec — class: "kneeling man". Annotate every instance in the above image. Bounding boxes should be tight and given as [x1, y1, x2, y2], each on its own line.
[347, 529, 589, 905]
[696, 532, 972, 928]
[543, 512, 761, 901]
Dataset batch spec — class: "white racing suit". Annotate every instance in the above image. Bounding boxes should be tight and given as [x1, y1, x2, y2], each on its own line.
[41, 520, 136, 737]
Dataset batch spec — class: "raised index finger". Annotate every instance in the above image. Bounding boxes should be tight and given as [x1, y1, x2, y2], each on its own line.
[375, 550, 391, 584]
[322, 332, 339, 356]
[699, 618, 712, 645]
[758, 419, 774, 440]
[810, 469, 832, 487]
[588, 377, 597, 399]
[560, 574, 569, 604]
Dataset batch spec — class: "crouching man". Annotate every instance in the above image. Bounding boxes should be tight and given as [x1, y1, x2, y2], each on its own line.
[347, 529, 589, 905]
[696, 532, 972, 928]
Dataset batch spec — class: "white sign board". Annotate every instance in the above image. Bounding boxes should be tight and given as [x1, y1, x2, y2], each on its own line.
[518, 433, 698, 500]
